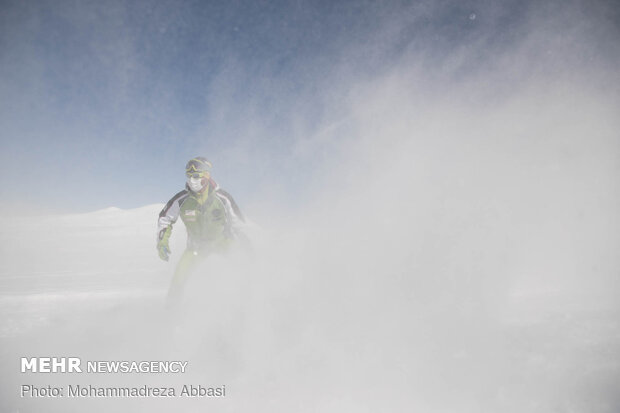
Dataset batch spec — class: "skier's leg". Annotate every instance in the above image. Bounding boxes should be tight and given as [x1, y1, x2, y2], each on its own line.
[166, 249, 198, 306]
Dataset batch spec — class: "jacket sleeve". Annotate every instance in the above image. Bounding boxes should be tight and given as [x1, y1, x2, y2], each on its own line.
[157, 190, 188, 244]
[215, 188, 245, 228]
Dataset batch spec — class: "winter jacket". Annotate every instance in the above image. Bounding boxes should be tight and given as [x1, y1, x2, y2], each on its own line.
[157, 179, 244, 253]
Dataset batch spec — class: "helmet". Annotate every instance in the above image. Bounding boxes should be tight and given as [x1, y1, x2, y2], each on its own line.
[185, 157, 212, 192]
[185, 157, 212, 177]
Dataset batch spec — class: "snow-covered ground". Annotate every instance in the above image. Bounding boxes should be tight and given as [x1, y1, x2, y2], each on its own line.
[0, 203, 618, 412]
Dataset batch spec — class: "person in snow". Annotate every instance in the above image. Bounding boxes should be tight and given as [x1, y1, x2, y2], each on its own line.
[156, 156, 245, 303]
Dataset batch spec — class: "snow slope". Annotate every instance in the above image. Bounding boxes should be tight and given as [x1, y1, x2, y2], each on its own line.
[0, 203, 618, 413]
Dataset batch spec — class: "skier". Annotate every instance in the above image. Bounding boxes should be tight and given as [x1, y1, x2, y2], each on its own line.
[156, 156, 245, 304]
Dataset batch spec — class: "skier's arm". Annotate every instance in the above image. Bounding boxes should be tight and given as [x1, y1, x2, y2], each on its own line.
[215, 188, 245, 227]
[156, 190, 187, 260]
[208, 198, 235, 250]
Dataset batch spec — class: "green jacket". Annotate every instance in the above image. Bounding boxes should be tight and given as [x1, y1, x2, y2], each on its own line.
[157, 180, 241, 253]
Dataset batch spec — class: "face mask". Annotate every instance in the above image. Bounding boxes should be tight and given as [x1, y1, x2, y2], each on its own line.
[188, 176, 205, 192]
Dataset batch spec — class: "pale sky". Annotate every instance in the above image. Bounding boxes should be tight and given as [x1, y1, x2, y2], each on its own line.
[0, 0, 618, 213]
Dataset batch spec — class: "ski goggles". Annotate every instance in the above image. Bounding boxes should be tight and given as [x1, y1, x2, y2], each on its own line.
[186, 171, 210, 179]
[186, 159, 212, 173]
